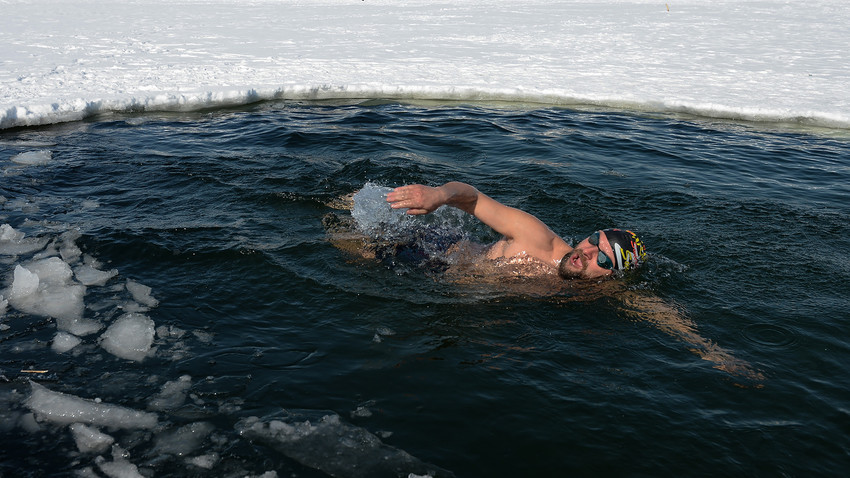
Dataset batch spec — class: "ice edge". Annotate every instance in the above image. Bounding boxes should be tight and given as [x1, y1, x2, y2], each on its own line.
[3, 84, 848, 131]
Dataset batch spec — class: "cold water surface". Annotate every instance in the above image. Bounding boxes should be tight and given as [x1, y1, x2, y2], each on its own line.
[1, 102, 849, 477]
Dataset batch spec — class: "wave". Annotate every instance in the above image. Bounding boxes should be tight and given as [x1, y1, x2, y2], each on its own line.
[3, 84, 848, 131]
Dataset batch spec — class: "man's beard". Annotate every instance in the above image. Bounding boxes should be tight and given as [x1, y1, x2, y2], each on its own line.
[558, 250, 587, 280]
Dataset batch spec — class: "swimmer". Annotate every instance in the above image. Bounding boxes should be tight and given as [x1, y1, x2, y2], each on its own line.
[327, 182, 762, 384]
[386, 181, 646, 280]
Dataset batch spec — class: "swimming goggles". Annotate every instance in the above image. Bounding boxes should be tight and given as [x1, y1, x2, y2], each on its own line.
[588, 231, 615, 270]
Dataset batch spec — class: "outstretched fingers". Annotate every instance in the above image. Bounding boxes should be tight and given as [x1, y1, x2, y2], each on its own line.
[386, 185, 438, 215]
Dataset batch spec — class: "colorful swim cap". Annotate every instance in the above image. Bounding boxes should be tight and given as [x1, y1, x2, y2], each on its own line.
[602, 229, 647, 271]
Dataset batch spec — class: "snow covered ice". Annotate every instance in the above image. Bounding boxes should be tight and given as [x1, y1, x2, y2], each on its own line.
[1, 0, 848, 130]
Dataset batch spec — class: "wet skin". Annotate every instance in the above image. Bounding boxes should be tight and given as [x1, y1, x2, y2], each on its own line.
[557, 230, 617, 280]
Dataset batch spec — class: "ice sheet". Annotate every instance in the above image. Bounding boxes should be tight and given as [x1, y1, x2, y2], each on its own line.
[1, 0, 847, 130]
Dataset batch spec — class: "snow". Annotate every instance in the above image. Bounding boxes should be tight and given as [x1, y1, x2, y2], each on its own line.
[352, 183, 408, 236]
[1, 0, 847, 130]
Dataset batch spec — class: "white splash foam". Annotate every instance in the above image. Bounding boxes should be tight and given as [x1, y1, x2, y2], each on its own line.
[352, 183, 411, 237]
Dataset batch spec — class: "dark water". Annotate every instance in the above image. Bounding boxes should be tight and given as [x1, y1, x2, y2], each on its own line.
[1, 101, 850, 477]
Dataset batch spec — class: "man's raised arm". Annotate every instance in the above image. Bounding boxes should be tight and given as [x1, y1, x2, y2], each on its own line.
[386, 182, 560, 248]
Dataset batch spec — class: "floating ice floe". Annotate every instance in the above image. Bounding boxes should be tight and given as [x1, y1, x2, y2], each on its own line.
[95, 446, 146, 478]
[186, 452, 220, 470]
[69, 423, 115, 454]
[0, 224, 49, 256]
[6, 260, 98, 335]
[236, 414, 452, 478]
[126, 279, 159, 308]
[52, 331, 83, 353]
[100, 312, 156, 362]
[10, 150, 52, 166]
[148, 375, 192, 411]
[25, 382, 159, 430]
[74, 263, 119, 286]
[153, 421, 215, 457]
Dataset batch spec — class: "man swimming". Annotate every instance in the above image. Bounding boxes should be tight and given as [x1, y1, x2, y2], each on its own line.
[327, 181, 760, 382]
[386, 181, 646, 280]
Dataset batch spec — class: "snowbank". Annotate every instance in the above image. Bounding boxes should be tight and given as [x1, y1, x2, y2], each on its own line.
[2, 0, 848, 130]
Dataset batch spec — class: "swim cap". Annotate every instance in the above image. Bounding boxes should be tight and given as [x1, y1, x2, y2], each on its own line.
[602, 229, 647, 271]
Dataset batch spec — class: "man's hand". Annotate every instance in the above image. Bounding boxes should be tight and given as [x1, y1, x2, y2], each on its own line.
[386, 181, 569, 265]
[386, 184, 447, 215]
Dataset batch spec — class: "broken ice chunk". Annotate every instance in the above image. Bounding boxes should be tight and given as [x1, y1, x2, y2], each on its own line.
[100, 313, 156, 362]
[74, 264, 119, 286]
[51, 331, 82, 353]
[69, 423, 115, 454]
[25, 382, 158, 430]
[126, 280, 159, 308]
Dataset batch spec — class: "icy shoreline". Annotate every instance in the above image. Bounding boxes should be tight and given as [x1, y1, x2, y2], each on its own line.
[2, 0, 848, 130]
[6, 84, 849, 131]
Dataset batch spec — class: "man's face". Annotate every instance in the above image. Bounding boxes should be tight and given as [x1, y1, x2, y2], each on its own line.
[558, 230, 617, 280]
